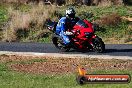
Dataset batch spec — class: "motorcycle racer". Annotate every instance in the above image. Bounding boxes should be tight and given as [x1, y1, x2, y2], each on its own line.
[47, 8, 105, 52]
[56, 8, 79, 46]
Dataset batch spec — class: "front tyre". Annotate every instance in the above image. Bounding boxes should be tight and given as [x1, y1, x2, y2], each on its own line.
[52, 36, 70, 52]
[76, 76, 86, 85]
[92, 37, 105, 53]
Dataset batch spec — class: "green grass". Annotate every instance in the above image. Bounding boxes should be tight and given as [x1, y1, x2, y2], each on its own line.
[38, 35, 52, 43]
[96, 21, 130, 38]
[0, 5, 8, 25]
[0, 5, 9, 39]
[0, 59, 132, 88]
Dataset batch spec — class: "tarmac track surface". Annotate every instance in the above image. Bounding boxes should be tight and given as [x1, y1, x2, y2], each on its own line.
[0, 42, 131, 59]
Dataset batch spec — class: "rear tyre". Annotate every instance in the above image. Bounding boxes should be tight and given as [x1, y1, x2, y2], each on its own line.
[52, 36, 70, 52]
[92, 37, 105, 53]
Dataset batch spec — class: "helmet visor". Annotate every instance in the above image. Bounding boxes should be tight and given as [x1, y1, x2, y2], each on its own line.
[68, 13, 75, 18]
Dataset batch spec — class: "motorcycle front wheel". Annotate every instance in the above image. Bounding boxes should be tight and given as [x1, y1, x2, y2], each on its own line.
[92, 37, 105, 53]
[76, 76, 86, 85]
[52, 36, 70, 52]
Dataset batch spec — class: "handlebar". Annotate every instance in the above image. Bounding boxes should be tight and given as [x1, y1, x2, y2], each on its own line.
[64, 30, 80, 36]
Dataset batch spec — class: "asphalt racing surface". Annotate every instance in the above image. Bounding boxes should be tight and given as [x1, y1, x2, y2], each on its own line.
[0, 42, 131, 57]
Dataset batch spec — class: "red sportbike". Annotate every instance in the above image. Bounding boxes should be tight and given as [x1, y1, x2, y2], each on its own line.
[47, 19, 105, 53]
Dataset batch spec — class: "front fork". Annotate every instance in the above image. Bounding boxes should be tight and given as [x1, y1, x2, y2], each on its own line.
[89, 35, 97, 47]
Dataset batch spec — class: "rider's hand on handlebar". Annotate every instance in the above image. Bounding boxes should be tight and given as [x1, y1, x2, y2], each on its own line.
[64, 31, 74, 35]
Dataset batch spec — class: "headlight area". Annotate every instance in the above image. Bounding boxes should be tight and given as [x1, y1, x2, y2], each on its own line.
[84, 32, 93, 38]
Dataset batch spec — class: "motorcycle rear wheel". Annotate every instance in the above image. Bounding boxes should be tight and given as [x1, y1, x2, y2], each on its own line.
[92, 37, 105, 53]
[52, 36, 70, 52]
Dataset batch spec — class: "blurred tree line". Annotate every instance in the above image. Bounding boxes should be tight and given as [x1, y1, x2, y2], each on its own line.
[0, 0, 131, 6]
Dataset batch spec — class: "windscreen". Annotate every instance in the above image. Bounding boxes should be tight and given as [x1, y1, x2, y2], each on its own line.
[76, 20, 88, 28]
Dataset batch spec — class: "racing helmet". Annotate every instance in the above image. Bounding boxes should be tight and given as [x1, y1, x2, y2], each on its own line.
[66, 8, 76, 18]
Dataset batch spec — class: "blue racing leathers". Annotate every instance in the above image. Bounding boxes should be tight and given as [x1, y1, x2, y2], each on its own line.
[56, 17, 79, 45]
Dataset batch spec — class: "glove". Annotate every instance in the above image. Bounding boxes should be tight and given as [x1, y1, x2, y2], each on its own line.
[64, 31, 73, 35]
